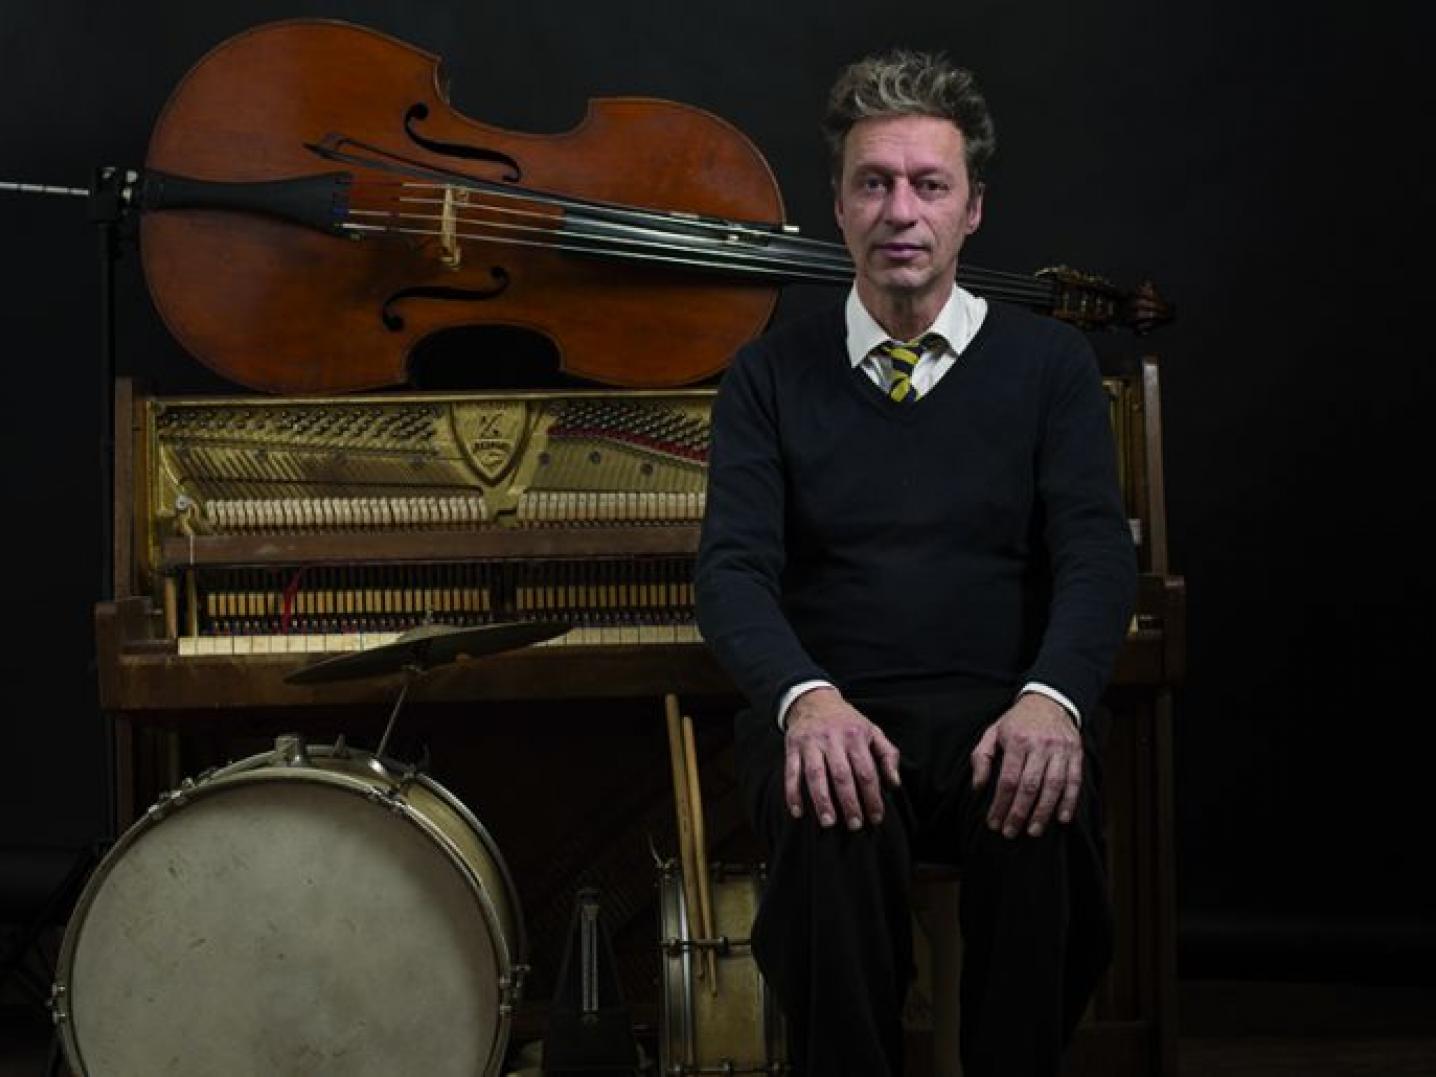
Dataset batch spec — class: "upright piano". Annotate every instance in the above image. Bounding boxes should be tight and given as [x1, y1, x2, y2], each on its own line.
[96, 355, 1183, 1075]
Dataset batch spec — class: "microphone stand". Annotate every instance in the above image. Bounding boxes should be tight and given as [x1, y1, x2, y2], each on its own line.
[89, 166, 141, 845]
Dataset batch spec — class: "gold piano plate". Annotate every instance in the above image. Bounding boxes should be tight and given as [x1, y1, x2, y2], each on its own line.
[147, 388, 713, 553]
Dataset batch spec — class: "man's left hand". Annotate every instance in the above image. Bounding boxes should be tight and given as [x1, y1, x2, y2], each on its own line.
[971, 693, 1083, 839]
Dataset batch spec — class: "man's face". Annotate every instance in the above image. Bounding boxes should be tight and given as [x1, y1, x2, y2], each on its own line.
[834, 114, 984, 311]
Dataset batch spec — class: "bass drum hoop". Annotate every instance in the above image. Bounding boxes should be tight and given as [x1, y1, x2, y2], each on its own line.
[53, 742, 524, 1077]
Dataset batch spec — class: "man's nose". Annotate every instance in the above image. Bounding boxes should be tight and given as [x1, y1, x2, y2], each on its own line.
[884, 180, 918, 225]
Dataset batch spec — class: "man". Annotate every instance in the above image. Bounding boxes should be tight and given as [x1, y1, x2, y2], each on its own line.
[694, 49, 1137, 1076]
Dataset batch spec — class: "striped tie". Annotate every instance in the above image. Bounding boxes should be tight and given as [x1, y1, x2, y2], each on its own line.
[877, 333, 944, 403]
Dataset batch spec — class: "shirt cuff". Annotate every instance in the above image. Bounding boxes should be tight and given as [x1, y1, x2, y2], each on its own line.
[1020, 682, 1081, 726]
[777, 679, 834, 730]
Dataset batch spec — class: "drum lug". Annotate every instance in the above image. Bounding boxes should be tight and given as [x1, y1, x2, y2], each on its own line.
[274, 733, 312, 766]
[498, 964, 528, 1015]
[147, 776, 198, 820]
[48, 982, 68, 1025]
[393, 744, 432, 793]
[661, 935, 749, 957]
[364, 785, 408, 814]
[393, 760, 424, 796]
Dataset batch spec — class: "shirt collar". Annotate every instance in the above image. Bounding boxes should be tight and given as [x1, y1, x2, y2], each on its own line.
[844, 283, 987, 369]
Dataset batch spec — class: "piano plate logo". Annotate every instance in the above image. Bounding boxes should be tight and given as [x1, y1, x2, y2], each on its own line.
[455, 403, 530, 484]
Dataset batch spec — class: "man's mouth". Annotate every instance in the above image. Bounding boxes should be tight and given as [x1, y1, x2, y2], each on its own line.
[877, 243, 926, 261]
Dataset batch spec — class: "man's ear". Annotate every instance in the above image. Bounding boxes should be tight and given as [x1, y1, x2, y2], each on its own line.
[966, 184, 985, 235]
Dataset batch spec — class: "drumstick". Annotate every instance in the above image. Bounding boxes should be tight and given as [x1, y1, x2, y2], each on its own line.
[681, 713, 719, 994]
[664, 693, 706, 981]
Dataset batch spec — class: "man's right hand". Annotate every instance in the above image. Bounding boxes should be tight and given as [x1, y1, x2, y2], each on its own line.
[784, 687, 901, 830]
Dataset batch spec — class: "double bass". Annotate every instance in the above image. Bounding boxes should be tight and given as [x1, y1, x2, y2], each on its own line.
[138, 19, 1168, 394]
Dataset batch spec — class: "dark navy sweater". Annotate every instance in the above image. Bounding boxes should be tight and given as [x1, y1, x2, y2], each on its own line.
[694, 300, 1137, 722]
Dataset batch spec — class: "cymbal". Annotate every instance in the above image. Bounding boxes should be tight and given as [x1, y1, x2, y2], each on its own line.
[284, 621, 572, 685]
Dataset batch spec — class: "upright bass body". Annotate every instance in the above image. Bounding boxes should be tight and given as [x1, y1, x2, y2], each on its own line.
[141, 19, 785, 393]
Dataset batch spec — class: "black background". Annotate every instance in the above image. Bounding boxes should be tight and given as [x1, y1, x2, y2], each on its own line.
[0, 1, 1429, 983]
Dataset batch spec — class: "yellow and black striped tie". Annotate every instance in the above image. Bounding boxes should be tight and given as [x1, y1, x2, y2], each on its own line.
[877, 333, 944, 404]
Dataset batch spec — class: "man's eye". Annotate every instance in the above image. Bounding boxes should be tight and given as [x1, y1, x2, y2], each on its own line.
[861, 176, 887, 192]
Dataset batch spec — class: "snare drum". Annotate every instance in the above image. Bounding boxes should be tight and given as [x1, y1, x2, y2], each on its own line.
[659, 861, 788, 1075]
[53, 737, 524, 1077]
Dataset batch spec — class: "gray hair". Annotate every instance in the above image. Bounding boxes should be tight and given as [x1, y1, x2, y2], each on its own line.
[821, 49, 996, 187]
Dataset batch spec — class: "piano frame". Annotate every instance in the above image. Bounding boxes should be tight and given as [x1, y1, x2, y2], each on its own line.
[96, 363, 1184, 1077]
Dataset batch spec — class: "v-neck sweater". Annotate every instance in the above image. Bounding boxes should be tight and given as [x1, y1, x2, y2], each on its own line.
[695, 299, 1137, 722]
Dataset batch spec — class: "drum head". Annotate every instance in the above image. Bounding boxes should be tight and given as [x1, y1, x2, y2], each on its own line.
[63, 776, 503, 1076]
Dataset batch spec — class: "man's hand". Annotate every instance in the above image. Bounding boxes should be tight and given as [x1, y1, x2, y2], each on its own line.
[971, 693, 1083, 839]
[784, 688, 901, 830]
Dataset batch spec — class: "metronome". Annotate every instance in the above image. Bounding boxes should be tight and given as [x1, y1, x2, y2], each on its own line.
[543, 887, 643, 1075]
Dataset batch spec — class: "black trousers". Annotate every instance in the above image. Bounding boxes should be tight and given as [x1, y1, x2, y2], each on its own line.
[734, 684, 1114, 1077]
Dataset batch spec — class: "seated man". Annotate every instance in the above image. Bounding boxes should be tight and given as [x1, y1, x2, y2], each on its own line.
[695, 49, 1136, 1077]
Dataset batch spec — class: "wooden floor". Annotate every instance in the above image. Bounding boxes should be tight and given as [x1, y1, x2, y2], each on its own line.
[4, 978, 1434, 1075]
[1173, 979, 1436, 1077]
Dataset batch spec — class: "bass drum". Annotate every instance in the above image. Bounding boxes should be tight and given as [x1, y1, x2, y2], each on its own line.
[658, 861, 788, 1075]
[53, 737, 524, 1077]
